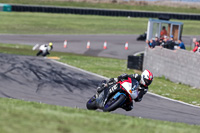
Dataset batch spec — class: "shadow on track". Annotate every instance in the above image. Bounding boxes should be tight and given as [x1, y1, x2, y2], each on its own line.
[0, 53, 101, 108]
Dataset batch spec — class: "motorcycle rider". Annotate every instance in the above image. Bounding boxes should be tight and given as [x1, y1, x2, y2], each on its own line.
[96, 69, 153, 111]
[36, 42, 53, 57]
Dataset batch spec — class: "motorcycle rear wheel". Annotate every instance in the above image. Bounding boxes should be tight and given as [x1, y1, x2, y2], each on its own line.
[103, 94, 126, 112]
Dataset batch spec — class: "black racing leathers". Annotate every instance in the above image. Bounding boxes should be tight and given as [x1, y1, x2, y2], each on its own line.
[117, 73, 148, 111]
[96, 73, 148, 111]
[118, 73, 148, 102]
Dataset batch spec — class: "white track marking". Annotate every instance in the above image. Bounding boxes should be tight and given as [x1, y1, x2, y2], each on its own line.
[148, 92, 200, 109]
[133, 51, 145, 56]
[51, 59, 200, 109]
[51, 60, 108, 80]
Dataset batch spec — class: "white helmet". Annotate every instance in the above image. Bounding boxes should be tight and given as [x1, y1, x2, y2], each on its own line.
[141, 69, 153, 86]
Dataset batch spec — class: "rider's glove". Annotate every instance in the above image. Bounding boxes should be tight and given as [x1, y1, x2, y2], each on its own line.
[138, 86, 148, 92]
[97, 83, 107, 93]
[102, 83, 107, 88]
[138, 86, 143, 90]
[107, 78, 118, 86]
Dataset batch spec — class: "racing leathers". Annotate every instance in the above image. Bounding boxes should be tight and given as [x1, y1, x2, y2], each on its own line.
[36, 44, 53, 57]
[96, 73, 148, 111]
[117, 73, 148, 102]
[192, 42, 200, 52]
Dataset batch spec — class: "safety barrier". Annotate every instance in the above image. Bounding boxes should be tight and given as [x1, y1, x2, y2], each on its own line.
[127, 54, 144, 70]
[11, 4, 200, 20]
[143, 47, 200, 88]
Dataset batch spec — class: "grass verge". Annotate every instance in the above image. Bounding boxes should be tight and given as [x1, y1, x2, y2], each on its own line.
[1, 97, 200, 133]
[1, 0, 200, 14]
[0, 43, 200, 106]
[0, 12, 200, 35]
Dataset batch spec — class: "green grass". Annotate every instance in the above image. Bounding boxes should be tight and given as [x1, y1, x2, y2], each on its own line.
[0, 43, 200, 106]
[0, 12, 147, 34]
[186, 46, 192, 51]
[1, 97, 200, 133]
[1, 0, 200, 14]
[150, 77, 200, 105]
[0, 12, 200, 35]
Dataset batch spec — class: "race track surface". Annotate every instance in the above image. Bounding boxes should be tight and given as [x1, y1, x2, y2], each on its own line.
[0, 53, 200, 125]
[0, 34, 196, 59]
[0, 34, 150, 59]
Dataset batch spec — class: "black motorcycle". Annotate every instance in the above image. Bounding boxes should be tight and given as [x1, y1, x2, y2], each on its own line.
[86, 78, 139, 112]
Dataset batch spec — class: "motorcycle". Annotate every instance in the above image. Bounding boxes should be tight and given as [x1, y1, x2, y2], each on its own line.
[36, 44, 52, 57]
[86, 77, 139, 112]
[137, 31, 147, 41]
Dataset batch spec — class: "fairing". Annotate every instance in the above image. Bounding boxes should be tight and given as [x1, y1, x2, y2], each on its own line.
[120, 78, 139, 100]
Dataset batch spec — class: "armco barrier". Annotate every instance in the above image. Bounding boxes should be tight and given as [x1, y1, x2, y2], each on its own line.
[11, 4, 200, 20]
[127, 54, 144, 70]
[143, 47, 200, 88]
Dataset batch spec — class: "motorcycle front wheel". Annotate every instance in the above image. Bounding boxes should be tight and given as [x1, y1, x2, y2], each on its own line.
[86, 95, 98, 110]
[103, 94, 126, 112]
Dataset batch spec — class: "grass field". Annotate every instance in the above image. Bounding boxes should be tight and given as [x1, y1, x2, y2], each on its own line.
[0, 12, 147, 34]
[1, 0, 200, 14]
[1, 97, 200, 133]
[0, 12, 200, 35]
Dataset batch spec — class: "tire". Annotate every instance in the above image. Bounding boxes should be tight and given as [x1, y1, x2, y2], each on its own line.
[103, 94, 126, 112]
[86, 95, 98, 110]
[36, 51, 42, 56]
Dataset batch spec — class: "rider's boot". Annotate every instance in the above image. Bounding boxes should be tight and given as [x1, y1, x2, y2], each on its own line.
[96, 80, 107, 98]
[121, 102, 133, 111]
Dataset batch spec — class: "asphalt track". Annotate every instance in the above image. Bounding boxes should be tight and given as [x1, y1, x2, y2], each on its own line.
[0, 34, 196, 59]
[0, 34, 147, 59]
[0, 34, 200, 125]
[0, 53, 200, 125]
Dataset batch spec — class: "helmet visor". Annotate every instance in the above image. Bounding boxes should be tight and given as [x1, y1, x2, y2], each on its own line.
[144, 78, 152, 86]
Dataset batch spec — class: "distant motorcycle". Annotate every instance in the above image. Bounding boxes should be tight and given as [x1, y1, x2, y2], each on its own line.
[86, 77, 139, 112]
[137, 32, 147, 41]
[35, 43, 53, 57]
